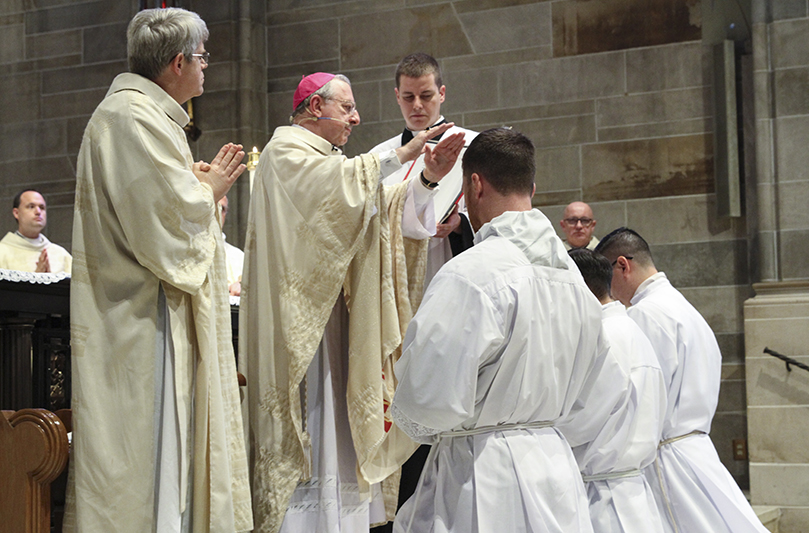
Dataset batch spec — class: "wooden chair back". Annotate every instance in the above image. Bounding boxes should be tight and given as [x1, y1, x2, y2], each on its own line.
[0, 408, 69, 533]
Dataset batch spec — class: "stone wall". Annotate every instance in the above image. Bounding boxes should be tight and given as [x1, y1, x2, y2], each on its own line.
[745, 1, 809, 529]
[0, 0, 266, 249]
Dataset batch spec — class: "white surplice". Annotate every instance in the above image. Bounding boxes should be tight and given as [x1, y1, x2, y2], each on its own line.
[564, 301, 667, 533]
[630, 273, 768, 533]
[222, 233, 244, 286]
[391, 209, 617, 533]
[370, 120, 477, 286]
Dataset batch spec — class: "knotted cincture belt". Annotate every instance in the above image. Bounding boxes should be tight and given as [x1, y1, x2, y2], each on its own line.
[439, 420, 555, 439]
[582, 468, 642, 483]
[655, 429, 707, 533]
[401, 420, 556, 533]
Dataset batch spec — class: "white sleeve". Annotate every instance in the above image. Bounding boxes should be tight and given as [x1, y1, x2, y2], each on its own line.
[392, 271, 503, 434]
[378, 149, 402, 179]
[399, 174, 437, 239]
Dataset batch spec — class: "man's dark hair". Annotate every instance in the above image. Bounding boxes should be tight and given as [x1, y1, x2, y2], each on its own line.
[569, 248, 612, 301]
[594, 227, 655, 268]
[462, 128, 535, 196]
[395, 52, 442, 88]
[13, 189, 44, 209]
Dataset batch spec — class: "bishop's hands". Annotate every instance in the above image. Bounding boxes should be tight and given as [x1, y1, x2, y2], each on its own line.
[395, 123, 466, 183]
[193, 143, 246, 202]
[422, 132, 464, 182]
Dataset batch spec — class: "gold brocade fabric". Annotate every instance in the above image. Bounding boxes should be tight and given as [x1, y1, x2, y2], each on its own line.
[240, 126, 426, 532]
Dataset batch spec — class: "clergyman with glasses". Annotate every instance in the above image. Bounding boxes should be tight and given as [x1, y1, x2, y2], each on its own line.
[560, 201, 599, 250]
[239, 72, 465, 532]
[68, 7, 252, 532]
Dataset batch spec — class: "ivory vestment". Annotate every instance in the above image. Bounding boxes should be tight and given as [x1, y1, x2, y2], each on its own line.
[67, 72, 252, 532]
[391, 209, 619, 533]
[563, 235, 600, 251]
[564, 301, 667, 533]
[240, 126, 430, 533]
[222, 233, 244, 285]
[0, 231, 72, 273]
[630, 273, 767, 533]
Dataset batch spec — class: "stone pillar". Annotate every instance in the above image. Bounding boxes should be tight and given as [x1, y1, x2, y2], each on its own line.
[745, 282, 809, 530]
[745, 1, 809, 529]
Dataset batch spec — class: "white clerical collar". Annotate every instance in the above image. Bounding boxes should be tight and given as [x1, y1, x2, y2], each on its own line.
[16, 231, 45, 246]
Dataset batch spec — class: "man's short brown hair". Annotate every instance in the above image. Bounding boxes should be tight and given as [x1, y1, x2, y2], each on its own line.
[395, 52, 442, 88]
[462, 128, 535, 197]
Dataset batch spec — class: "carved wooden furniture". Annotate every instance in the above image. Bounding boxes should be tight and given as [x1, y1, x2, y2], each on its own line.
[0, 408, 69, 533]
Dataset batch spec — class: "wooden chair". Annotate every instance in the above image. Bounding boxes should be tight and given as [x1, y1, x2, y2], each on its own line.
[0, 408, 70, 533]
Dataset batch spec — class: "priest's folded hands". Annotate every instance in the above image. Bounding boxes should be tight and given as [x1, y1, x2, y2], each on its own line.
[192, 142, 246, 202]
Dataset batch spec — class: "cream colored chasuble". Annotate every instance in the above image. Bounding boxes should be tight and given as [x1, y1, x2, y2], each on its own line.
[240, 126, 429, 532]
[0, 231, 72, 273]
[67, 73, 252, 533]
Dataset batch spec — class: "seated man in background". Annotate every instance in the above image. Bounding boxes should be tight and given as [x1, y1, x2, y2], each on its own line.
[0, 189, 71, 274]
[560, 201, 599, 250]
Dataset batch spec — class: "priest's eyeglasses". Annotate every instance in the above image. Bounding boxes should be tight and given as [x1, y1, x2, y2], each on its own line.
[611, 256, 633, 267]
[563, 217, 594, 227]
[327, 98, 358, 116]
[190, 52, 210, 66]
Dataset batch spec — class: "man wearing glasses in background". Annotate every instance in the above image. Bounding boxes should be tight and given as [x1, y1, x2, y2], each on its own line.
[560, 201, 599, 250]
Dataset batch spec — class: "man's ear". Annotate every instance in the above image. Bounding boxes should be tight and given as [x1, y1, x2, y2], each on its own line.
[469, 172, 484, 200]
[615, 255, 632, 275]
[12, 208, 19, 222]
[308, 94, 325, 117]
[168, 52, 184, 76]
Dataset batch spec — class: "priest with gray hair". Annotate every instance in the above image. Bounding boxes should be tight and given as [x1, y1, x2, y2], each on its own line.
[68, 7, 251, 532]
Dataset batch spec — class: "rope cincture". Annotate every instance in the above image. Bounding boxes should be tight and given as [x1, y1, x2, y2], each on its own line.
[402, 420, 556, 533]
[655, 429, 707, 533]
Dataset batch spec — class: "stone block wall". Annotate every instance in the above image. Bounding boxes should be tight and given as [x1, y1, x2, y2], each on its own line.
[0, 0, 266, 249]
[745, 1, 809, 529]
[0, 0, 134, 247]
[745, 283, 809, 530]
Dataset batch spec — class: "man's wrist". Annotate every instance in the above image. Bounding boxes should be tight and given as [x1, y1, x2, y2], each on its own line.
[420, 171, 438, 189]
